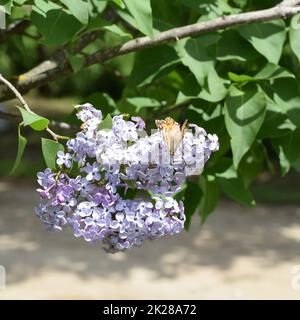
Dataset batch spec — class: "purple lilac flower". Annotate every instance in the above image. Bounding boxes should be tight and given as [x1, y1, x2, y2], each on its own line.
[82, 162, 101, 181]
[36, 104, 218, 253]
[131, 116, 146, 130]
[37, 168, 55, 188]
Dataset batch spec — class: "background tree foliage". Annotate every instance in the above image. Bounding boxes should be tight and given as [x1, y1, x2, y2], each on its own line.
[1, 0, 300, 227]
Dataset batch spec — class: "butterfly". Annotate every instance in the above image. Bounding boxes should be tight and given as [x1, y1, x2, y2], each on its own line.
[155, 117, 188, 156]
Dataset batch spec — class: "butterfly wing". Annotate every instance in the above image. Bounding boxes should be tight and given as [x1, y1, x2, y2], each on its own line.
[156, 117, 187, 155]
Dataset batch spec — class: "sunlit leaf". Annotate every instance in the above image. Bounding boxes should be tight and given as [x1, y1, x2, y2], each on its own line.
[239, 20, 286, 64]
[31, 7, 82, 46]
[99, 114, 113, 130]
[60, 0, 89, 25]
[41, 138, 64, 169]
[123, 0, 153, 37]
[224, 86, 266, 168]
[17, 107, 49, 131]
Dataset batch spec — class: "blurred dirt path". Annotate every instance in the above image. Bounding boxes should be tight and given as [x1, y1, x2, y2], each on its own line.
[1, 181, 300, 299]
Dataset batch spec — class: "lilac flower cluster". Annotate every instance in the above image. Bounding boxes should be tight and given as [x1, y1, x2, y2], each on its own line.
[36, 104, 219, 253]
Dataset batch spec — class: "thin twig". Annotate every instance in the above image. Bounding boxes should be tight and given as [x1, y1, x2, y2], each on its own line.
[0, 74, 71, 141]
[46, 127, 70, 141]
[0, 74, 31, 112]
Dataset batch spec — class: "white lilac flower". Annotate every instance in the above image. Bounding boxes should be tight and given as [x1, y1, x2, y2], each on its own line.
[56, 151, 72, 168]
[206, 133, 219, 151]
[36, 103, 218, 253]
[96, 130, 116, 152]
[75, 103, 102, 123]
[76, 201, 94, 217]
[122, 121, 138, 142]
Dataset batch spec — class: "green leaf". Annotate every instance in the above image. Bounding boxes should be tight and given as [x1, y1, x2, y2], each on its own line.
[33, 0, 61, 14]
[113, 0, 125, 8]
[115, 9, 138, 30]
[176, 73, 227, 104]
[278, 145, 290, 176]
[99, 114, 113, 130]
[239, 20, 286, 64]
[217, 30, 255, 62]
[13, 0, 28, 4]
[272, 128, 300, 175]
[203, 115, 231, 158]
[238, 143, 264, 187]
[219, 176, 255, 206]
[178, 0, 238, 15]
[126, 97, 161, 112]
[88, 17, 132, 39]
[183, 181, 202, 230]
[206, 157, 232, 175]
[123, 0, 153, 37]
[199, 70, 228, 102]
[0, 0, 12, 13]
[117, 186, 137, 200]
[59, 0, 89, 25]
[216, 163, 238, 179]
[260, 141, 275, 174]
[86, 0, 107, 17]
[255, 63, 295, 80]
[268, 78, 300, 128]
[258, 97, 291, 139]
[289, 16, 300, 63]
[228, 72, 255, 83]
[0, 0, 13, 14]
[228, 65, 294, 85]
[224, 86, 266, 168]
[292, 155, 300, 173]
[68, 54, 85, 73]
[41, 138, 64, 170]
[102, 24, 132, 39]
[31, 7, 82, 46]
[175, 35, 219, 86]
[199, 175, 219, 223]
[17, 107, 49, 131]
[10, 124, 27, 175]
[232, 0, 248, 8]
[129, 45, 179, 87]
[176, 74, 201, 104]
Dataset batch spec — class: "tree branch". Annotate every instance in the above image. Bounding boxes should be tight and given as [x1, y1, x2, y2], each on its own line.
[0, 1, 300, 102]
[0, 19, 31, 43]
[0, 30, 101, 102]
[72, 30, 101, 54]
